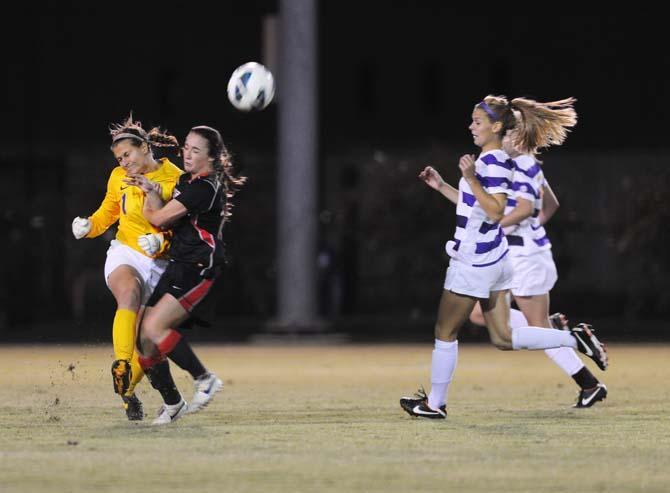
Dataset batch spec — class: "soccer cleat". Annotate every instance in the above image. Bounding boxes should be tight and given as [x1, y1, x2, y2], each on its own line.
[570, 323, 608, 371]
[111, 359, 131, 395]
[122, 394, 144, 421]
[573, 383, 608, 408]
[549, 312, 569, 331]
[152, 399, 188, 425]
[399, 387, 447, 419]
[187, 373, 224, 414]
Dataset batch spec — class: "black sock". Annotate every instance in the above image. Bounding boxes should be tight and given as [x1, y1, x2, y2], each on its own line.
[145, 360, 182, 405]
[572, 366, 599, 390]
[167, 338, 207, 380]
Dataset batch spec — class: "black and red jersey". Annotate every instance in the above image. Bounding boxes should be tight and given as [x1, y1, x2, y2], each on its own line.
[169, 173, 226, 276]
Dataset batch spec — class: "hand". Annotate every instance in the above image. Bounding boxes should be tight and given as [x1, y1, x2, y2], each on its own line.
[137, 233, 164, 256]
[124, 174, 162, 195]
[418, 166, 446, 191]
[72, 217, 91, 239]
[458, 154, 477, 182]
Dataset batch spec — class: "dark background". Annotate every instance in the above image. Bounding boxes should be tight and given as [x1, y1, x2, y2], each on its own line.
[2, 5, 668, 342]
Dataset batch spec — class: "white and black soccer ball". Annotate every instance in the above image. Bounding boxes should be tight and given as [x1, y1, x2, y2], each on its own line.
[227, 62, 275, 111]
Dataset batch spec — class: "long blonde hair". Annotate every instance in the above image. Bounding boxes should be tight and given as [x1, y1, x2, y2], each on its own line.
[510, 97, 577, 154]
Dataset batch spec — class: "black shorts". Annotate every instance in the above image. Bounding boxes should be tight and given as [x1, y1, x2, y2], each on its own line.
[147, 261, 219, 313]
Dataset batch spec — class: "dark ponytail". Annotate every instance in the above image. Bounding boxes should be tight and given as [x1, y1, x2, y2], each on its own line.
[189, 125, 247, 223]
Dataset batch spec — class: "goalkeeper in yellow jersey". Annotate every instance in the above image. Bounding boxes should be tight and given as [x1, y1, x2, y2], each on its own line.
[71, 115, 182, 420]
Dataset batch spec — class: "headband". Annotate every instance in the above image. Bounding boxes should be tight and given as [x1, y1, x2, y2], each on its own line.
[112, 132, 147, 143]
[477, 101, 500, 121]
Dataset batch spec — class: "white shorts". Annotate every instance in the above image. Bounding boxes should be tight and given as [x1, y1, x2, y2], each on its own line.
[104, 240, 168, 305]
[509, 250, 558, 297]
[443, 254, 516, 299]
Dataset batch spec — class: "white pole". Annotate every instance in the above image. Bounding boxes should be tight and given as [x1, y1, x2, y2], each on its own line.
[276, 0, 319, 329]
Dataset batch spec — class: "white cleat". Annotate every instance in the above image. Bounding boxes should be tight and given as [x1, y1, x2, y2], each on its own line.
[152, 399, 188, 425]
[187, 373, 223, 414]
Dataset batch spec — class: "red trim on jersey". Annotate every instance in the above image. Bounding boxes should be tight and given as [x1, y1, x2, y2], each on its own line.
[191, 216, 216, 248]
[179, 278, 214, 312]
[188, 172, 211, 184]
[157, 329, 183, 356]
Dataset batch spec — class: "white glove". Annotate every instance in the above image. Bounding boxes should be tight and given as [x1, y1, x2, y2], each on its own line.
[137, 233, 164, 256]
[72, 217, 91, 239]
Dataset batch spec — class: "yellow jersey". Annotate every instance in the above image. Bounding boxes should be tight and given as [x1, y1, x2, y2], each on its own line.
[86, 158, 183, 257]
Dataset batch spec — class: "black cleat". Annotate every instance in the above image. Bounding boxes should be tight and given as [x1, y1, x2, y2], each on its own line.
[570, 323, 608, 371]
[573, 383, 608, 408]
[400, 387, 446, 419]
[122, 394, 144, 421]
[111, 359, 132, 395]
[549, 312, 569, 331]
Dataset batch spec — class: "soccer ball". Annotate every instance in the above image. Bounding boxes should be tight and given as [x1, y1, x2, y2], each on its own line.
[227, 62, 275, 111]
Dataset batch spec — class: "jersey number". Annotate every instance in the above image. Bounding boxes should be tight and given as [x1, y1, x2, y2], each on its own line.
[121, 194, 127, 215]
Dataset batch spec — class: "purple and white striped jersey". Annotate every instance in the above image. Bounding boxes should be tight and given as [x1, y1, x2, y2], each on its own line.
[445, 149, 514, 267]
[503, 154, 552, 256]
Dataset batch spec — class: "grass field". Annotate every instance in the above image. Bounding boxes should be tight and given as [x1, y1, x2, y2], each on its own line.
[0, 343, 668, 493]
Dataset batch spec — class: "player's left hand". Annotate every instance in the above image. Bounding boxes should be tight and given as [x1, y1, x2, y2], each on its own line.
[124, 174, 162, 195]
[137, 233, 164, 256]
[458, 154, 477, 181]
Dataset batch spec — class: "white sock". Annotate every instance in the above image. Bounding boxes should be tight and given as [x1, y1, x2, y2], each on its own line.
[509, 310, 583, 373]
[511, 326, 578, 350]
[509, 308, 528, 329]
[544, 347, 585, 376]
[427, 339, 458, 410]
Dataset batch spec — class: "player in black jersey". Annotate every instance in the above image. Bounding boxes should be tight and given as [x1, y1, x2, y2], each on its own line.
[124, 125, 246, 425]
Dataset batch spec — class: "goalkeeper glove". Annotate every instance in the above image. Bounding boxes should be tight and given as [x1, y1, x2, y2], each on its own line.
[72, 217, 91, 239]
[137, 233, 164, 256]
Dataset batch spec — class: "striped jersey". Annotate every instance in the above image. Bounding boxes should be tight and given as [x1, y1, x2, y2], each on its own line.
[87, 158, 183, 257]
[169, 173, 226, 277]
[445, 149, 514, 267]
[503, 154, 552, 256]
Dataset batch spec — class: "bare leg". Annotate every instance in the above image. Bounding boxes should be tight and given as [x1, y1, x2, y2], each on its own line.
[483, 291, 579, 352]
[108, 265, 142, 311]
[481, 290, 513, 350]
[514, 293, 551, 328]
[434, 290, 478, 341]
[141, 294, 189, 348]
[469, 301, 486, 327]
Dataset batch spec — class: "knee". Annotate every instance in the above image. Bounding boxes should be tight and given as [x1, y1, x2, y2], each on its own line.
[137, 335, 154, 356]
[490, 332, 513, 350]
[140, 315, 166, 344]
[115, 284, 141, 309]
[434, 322, 458, 342]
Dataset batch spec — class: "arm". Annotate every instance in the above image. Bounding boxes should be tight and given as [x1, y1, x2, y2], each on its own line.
[418, 166, 459, 204]
[86, 173, 121, 238]
[460, 154, 506, 222]
[539, 182, 559, 225]
[467, 178, 506, 222]
[144, 191, 188, 228]
[499, 197, 533, 228]
[124, 174, 189, 228]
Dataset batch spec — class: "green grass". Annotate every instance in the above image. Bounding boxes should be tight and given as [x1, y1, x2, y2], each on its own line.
[0, 344, 668, 492]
